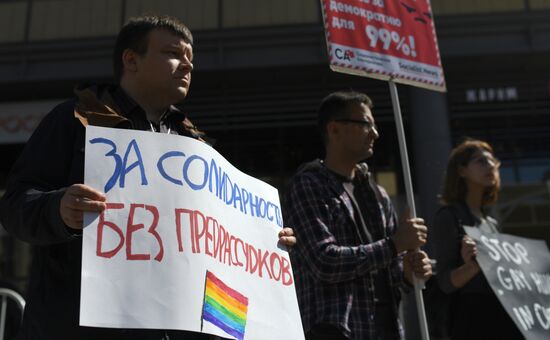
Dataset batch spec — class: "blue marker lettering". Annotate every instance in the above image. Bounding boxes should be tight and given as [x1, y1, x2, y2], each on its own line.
[89, 137, 122, 193]
[182, 155, 208, 190]
[266, 202, 275, 222]
[157, 151, 185, 186]
[248, 193, 258, 217]
[233, 183, 243, 212]
[241, 188, 249, 214]
[223, 174, 234, 205]
[119, 139, 148, 188]
[257, 197, 267, 218]
[275, 205, 283, 226]
[208, 159, 221, 197]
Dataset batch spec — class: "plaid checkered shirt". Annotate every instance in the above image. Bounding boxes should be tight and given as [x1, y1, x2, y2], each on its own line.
[284, 160, 409, 340]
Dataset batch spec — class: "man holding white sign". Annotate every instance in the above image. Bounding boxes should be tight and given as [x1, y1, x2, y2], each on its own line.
[284, 91, 433, 340]
[0, 15, 295, 340]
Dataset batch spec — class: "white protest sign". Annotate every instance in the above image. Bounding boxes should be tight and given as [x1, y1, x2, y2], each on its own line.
[81, 126, 304, 340]
[465, 227, 550, 340]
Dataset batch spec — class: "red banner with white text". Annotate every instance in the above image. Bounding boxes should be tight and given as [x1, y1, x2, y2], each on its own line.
[321, 0, 446, 92]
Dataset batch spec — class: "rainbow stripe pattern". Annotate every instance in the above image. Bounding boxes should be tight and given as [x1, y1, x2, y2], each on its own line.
[202, 271, 249, 340]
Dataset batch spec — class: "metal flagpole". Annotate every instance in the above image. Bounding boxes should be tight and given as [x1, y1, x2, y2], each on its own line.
[388, 80, 430, 340]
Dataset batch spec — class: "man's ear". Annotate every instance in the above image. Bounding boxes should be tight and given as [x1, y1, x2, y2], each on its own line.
[121, 49, 139, 74]
[326, 121, 341, 141]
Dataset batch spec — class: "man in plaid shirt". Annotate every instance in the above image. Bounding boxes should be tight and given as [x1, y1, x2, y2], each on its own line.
[284, 91, 433, 340]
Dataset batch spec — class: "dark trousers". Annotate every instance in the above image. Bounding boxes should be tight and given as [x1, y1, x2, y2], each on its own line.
[451, 293, 523, 340]
[306, 324, 348, 340]
[306, 319, 400, 340]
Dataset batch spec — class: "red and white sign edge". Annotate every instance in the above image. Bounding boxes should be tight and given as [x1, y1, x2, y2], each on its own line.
[321, 0, 447, 93]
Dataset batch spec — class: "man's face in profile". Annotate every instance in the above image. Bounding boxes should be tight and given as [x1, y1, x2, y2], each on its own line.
[133, 28, 194, 106]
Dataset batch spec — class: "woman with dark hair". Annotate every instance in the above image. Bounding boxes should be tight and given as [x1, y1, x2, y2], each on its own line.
[431, 139, 522, 340]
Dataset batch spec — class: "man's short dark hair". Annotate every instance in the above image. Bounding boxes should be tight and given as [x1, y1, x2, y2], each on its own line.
[113, 15, 193, 83]
[318, 91, 373, 144]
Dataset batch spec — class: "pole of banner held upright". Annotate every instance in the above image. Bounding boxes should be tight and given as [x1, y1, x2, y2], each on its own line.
[388, 80, 430, 340]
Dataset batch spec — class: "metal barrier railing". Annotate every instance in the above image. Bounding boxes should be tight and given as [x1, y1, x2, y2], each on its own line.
[0, 288, 25, 340]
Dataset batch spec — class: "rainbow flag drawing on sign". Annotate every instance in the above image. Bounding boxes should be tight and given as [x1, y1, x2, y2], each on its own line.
[201, 271, 249, 340]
